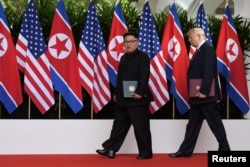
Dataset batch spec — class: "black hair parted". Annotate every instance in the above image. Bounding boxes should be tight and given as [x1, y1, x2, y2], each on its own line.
[123, 31, 138, 39]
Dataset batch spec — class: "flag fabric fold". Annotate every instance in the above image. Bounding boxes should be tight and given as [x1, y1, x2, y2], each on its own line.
[216, 3, 250, 114]
[47, 0, 83, 113]
[16, 0, 54, 114]
[138, 0, 169, 113]
[78, 0, 110, 113]
[161, 2, 189, 114]
[107, 0, 127, 87]
[0, 2, 23, 113]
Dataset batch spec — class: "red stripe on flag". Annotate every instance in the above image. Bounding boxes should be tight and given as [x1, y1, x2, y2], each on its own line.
[149, 55, 169, 112]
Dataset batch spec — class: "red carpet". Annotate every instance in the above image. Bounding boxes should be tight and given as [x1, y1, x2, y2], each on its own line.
[0, 154, 207, 167]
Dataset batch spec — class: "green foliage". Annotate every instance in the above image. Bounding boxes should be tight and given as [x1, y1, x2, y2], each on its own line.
[177, 8, 195, 48]
[64, 0, 88, 46]
[233, 15, 250, 51]
[207, 15, 222, 49]
[121, 1, 141, 33]
[154, 6, 195, 48]
[154, 10, 167, 42]
[0, 0, 27, 42]
[95, 0, 116, 44]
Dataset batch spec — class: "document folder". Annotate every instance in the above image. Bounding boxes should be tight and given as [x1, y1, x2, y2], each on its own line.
[123, 81, 138, 98]
[189, 79, 215, 97]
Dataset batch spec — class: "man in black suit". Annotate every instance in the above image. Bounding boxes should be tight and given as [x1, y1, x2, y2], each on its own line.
[169, 28, 230, 157]
[96, 32, 153, 159]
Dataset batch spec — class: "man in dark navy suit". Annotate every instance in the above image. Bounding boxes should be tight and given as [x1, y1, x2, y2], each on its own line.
[169, 28, 230, 157]
[96, 32, 153, 159]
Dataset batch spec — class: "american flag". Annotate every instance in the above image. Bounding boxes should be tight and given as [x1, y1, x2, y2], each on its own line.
[138, 0, 169, 112]
[216, 3, 249, 114]
[16, 0, 54, 114]
[47, 0, 83, 113]
[189, 2, 213, 59]
[161, 3, 189, 114]
[107, 0, 127, 87]
[196, 2, 212, 45]
[78, 0, 110, 113]
[0, 2, 23, 113]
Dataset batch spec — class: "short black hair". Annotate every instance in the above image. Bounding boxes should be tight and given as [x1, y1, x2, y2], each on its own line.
[123, 31, 138, 39]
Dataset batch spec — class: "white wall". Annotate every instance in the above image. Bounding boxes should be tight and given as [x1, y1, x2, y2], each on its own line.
[0, 120, 249, 154]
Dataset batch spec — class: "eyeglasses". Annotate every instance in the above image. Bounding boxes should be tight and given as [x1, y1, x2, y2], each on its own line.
[124, 40, 138, 44]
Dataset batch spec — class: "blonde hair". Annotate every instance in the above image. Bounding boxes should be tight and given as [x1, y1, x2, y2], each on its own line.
[187, 27, 206, 39]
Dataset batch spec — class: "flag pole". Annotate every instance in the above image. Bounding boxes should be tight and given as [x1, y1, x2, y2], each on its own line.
[91, 100, 94, 119]
[227, 96, 230, 119]
[28, 97, 31, 119]
[172, 97, 175, 119]
[58, 93, 62, 119]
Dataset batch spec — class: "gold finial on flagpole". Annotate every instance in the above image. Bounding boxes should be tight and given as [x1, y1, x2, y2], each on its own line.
[225, 0, 229, 4]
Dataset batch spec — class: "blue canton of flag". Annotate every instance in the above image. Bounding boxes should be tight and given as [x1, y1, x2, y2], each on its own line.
[196, 3, 213, 45]
[138, 4, 161, 58]
[21, 1, 47, 57]
[81, 1, 105, 58]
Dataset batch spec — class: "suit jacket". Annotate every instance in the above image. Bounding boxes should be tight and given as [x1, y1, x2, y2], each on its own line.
[115, 49, 153, 107]
[187, 42, 221, 104]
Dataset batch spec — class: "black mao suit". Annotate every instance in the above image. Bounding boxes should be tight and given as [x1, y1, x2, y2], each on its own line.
[178, 42, 230, 155]
[102, 49, 153, 157]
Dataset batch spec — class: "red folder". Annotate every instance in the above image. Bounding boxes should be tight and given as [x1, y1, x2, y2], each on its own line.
[189, 79, 215, 97]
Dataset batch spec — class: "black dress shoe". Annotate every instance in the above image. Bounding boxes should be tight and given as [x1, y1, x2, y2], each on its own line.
[96, 149, 108, 156]
[136, 155, 153, 160]
[96, 149, 116, 159]
[107, 150, 115, 159]
[169, 151, 191, 157]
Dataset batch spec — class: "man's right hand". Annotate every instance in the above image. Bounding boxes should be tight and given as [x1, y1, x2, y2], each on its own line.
[113, 95, 117, 102]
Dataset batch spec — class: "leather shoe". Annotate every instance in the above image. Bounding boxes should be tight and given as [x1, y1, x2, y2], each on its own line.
[169, 151, 191, 157]
[107, 150, 115, 158]
[136, 155, 153, 160]
[96, 149, 116, 159]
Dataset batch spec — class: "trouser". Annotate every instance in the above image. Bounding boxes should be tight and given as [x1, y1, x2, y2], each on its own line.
[102, 105, 152, 156]
[179, 102, 230, 154]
